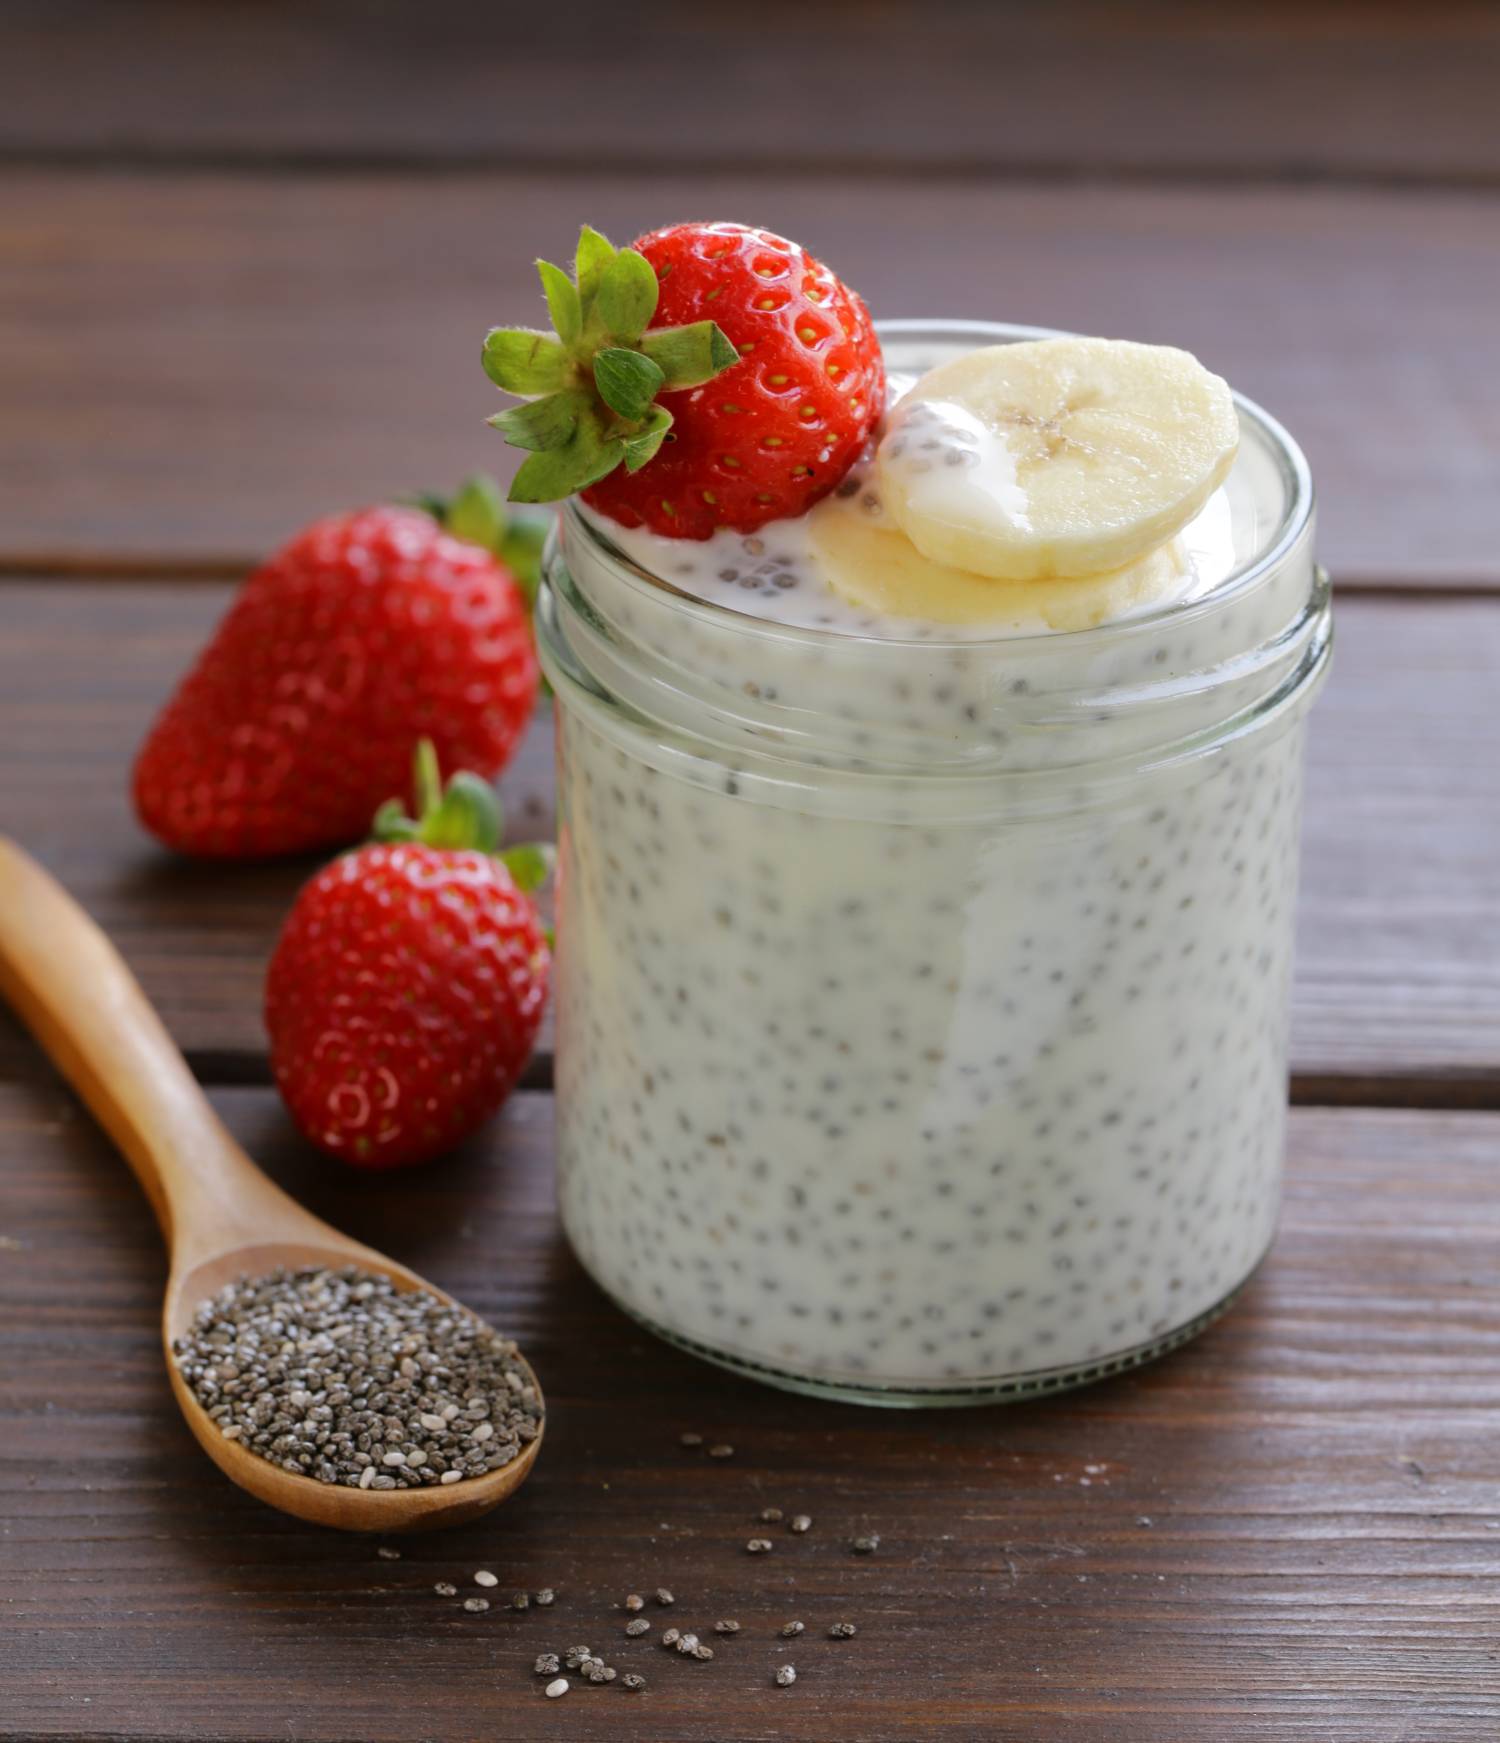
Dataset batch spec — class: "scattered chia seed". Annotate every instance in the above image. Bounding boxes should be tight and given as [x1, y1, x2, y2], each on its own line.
[510, 1591, 530, 1611]
[171, 1265, 540, 1490]
[851, 1534, 880, 1555]
[544, 1678, 569, 1698]
[679, 1432, 703, 1447]
[708, 1444, 734, 1459]
[625, 1617, 651, 1637]
[433, 1581, 457, 1597]
[534, 1587, 556, 1606]
[462, 1597, 490, 1613]
[675, 1632, 699, 1654]
[622, 1673, 646, 1691]
[473, 1570, 498, 1588]
[776, 1664, 797, 1687]
[759, 1507, 784, 1523]
[375, 1546, 401, 1561]
[713, 1619, 740, 1634]
[661, 1628, 681, 1649]
[746, 1538, 772, 1554]
[780, 1620, 805, 1638]
[534, 1653, 560, 1676]
[690, 1643, 714, 1661]
[586, 1663, 615, 1683]
[624, 1593, 645, 1612]
[789, 1514, 812, 1534]
[656, 1587, 676, 1606]
[829, 1622, 858, 1638]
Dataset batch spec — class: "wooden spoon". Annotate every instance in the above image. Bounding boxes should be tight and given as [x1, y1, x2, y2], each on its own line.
[0, 837, 543, 1531]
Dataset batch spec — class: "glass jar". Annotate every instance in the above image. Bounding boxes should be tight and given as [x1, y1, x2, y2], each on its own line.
[537, 320, 1331, 1406]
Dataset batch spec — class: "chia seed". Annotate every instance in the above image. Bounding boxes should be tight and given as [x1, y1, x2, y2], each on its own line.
[780, 1620, 805, 1638]
[624, 1593, 645, 1612]
[789, 1514, 812, 1534]
[433, 1581, 457, 1597]
[462, 1597, 490, 1613]
[622, 1673, 647, 1690]
[171, 1266, 540, 1490]
[776, 1664, 797, 1687]
[625, 1618, 651, 1637]
[534, 1653, 560, 1676]
[713, 1619, 740, 1634]
[544, 1678, 568, 1698]
[851, 1534, 880, 1555]
[829, 1621, 858, 1638]
[655, 1587, 676, 1606]
[746, 1538, 773, 1554]
[707, 1444, 734, 1460]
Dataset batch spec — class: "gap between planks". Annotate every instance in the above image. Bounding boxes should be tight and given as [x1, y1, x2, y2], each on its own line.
[7, 145, 1500, 195]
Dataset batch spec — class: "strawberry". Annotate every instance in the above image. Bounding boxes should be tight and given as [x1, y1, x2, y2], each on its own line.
[265, 742, 551, 1170]
[132, 477, 541, 860]
[482, 222, 884, 539]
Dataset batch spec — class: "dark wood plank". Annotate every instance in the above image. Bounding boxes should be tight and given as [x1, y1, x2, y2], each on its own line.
[3, 172, 1498, 584]
[2, 1080, 1498, 1740]
[3, 581, 1497, 1089]
[2, 2, 1498, 183]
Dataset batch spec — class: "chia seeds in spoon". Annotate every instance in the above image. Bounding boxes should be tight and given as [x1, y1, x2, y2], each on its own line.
[172, 1264, 541, 1488]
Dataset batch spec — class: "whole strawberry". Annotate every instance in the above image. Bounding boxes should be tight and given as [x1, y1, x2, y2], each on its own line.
[265, 743, 550, 1169]
[482, 222, 884, 539]
[132, 478, 541, 859]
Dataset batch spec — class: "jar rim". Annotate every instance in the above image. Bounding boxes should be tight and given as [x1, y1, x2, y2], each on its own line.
[568, 316, 1315, 659]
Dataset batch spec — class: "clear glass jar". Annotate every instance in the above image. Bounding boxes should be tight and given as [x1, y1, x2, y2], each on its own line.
[537, 320, 1331, 1406]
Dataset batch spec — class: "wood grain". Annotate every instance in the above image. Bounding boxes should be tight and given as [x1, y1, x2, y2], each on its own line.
[3, 580, 1497, 1089]
[3, 172, 1498, 583]
[2, 1079, 1497, 1741]
[2, 2, 1498, 184]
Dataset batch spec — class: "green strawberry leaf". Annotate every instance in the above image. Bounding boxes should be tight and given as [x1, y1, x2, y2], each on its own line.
[537, 258, 582, 345]
[371, 742, 507, 855]
[425, 771, 502, 853]
[442, 474, 508, 550]
[481, 327, 571, 394]
[499, 841, 555, 894]
[594, 247, 660, 344]
[593, 347, 666, 422]
[622, 405, 673, 473]
[574, 225, 617, 315]
[508, 404, 626, 502]
[487, 386, 585, 452]
[641, 320, 740, 389]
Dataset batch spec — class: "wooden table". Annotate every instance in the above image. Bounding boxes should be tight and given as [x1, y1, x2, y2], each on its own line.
[3, 7, 1499, 1738]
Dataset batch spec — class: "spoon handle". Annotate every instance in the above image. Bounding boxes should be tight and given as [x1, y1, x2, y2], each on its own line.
[0, 837, 273, 1249]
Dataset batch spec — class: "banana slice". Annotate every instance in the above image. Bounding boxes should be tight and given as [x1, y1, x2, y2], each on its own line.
[807, 486, 1191, 632]
[877, 337, 1239, 582]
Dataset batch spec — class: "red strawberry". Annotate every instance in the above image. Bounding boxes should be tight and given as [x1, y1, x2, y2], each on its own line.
[265, 743, 550, 1170]
[132, 478, 541, 859]
[481, 222, 884, 540]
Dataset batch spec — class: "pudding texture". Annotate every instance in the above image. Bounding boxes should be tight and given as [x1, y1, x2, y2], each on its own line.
[539, 323, 1329, 1402]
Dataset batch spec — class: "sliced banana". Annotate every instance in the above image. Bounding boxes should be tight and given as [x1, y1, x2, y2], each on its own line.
[807, 486, 1191, 632]
[877, 337, 1239, 582]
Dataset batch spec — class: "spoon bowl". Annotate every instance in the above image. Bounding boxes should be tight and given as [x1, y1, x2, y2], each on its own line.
[0, 837, 543, 1532]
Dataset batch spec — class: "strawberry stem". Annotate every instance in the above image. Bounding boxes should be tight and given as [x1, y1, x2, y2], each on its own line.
[372, 741, 553, 894]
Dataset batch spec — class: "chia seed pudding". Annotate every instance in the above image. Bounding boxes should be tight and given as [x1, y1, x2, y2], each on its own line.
[538, 320, 1330, 1404]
